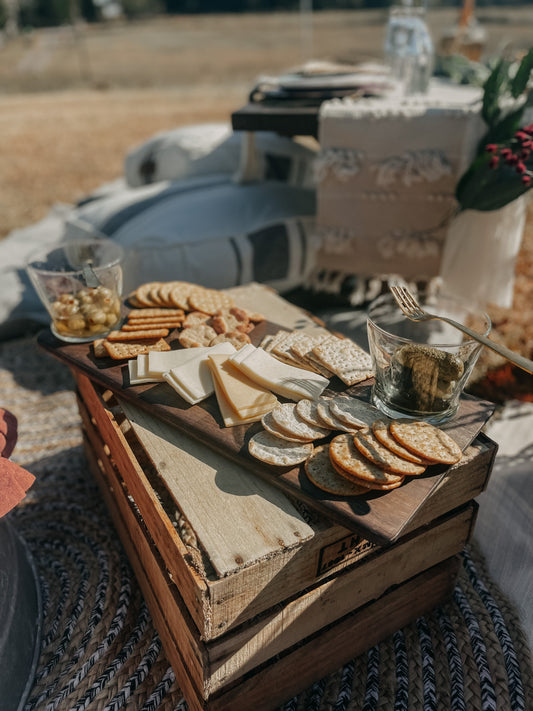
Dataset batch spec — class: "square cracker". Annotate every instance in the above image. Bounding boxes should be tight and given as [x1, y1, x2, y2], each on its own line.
[103, 338, 171, 360]
[312, 336, 374, 386]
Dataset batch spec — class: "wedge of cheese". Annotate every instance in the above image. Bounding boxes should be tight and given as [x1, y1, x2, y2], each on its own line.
[208, 353, 277, 422]
[163, 342, 236, 405]
[228, 345, 329, 401]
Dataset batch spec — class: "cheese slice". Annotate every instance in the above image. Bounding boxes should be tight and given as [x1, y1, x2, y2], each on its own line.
[229, 342, 256, 366]
[229, 346, 329, 401]
[208, 354, 277, 418]
[128, 358, 160, 385]
[212, 378, 266, 427]
[163, 342, 236, 404]
[135, 354, 151, 379]
[148, 347, 209, 378]
[163, 370, 206, 405]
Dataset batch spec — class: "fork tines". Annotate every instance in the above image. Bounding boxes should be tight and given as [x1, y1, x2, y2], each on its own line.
[388, 281, 424, 319]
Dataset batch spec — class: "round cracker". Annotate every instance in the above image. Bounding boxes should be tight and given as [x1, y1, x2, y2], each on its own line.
[316, 400, 359, 433]
[305, 445, 368, 496]
[156, 281, 190, 307]
[271, 403, 330, 442]
[126, 292, 144, 309]
[178, 324, 217, 348]
[352, 428, 427, 476]
[261, 411, 309, 443]
[330, 457, 405, 491]
[211, 308, 251, 335]
[329, 433, 404, 485]
[210, 331, 251, 350]
[371, 420, 429, 465]
[135, 282, 165, 307]
[183, 311, 211, 328]
[169, 282, 202, 310]
[188, 288, 234, 315]
[389, 419, 462, 465]
[248, 431, 313, 466]
[295, 398, 337, 430]
[329, 396, 380, 429]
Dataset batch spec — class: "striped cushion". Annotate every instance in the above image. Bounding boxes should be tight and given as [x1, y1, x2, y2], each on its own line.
[66, 176, 318, 294]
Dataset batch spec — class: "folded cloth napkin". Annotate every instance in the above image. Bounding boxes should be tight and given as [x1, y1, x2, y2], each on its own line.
[0, 408, 35, 518]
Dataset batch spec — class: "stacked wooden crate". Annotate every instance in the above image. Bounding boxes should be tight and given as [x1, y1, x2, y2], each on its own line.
[40, 284, 498, 711]
[76, 370, 496, 711]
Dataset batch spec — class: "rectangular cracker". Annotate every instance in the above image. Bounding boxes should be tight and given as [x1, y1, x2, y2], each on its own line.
[103, 338, 171, 360]
[92, 338, 108, 358]
[128, 314, 184, 324]
[127, 308, 185, 318]
[122, 322, 182, 331]
[312, 336, 374, 386]
[106, 328, 169, 341]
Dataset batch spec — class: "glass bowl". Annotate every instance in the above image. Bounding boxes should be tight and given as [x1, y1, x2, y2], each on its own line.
[26, 238, 124, 343]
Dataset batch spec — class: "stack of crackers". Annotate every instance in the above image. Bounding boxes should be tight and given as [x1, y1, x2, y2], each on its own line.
[93, 280, 264, 361]
[261, 329, 374, 386]
[248, 394, 463, 497]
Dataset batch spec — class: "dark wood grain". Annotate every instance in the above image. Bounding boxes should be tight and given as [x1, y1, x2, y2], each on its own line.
[38, 326, 495, 545]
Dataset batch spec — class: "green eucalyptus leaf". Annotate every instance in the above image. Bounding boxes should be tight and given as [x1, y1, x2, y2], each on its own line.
[482, 59, 509, 127]
[456, 155, 530, 211]
[481, 104, 525, 149]
[510, 48, 533, 98]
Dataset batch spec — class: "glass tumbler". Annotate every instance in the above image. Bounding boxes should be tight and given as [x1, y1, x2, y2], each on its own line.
[366, 292, 490, 423]
[26, 238, 124, 343]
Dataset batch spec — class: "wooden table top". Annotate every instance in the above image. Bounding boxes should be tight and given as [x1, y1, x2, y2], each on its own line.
[38, 283, 495, 545]
[231, 102, 320, 138]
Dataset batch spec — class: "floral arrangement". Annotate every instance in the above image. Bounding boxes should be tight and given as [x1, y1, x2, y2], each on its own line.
[455, 47, 533, 211]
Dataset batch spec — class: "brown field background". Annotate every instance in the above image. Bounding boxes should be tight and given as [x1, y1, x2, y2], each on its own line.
[2, 7, 533, 239]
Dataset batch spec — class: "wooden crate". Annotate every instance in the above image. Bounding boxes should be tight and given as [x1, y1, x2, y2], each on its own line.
[76, 372, 494, 711]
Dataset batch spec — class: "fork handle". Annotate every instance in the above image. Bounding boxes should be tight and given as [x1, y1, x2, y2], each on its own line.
[441, 317, 533, 374]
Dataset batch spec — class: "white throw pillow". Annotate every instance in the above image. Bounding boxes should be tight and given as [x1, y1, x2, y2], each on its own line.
[65, 176, 319, 295]
[124, 122, 316, 189]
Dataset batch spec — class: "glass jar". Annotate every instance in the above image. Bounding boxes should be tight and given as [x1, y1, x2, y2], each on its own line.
[384, 0, 434, 95]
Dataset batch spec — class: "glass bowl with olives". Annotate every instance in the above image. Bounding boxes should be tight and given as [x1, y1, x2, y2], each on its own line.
[366, 291, 491, 423]
[27, 238, 124, 343]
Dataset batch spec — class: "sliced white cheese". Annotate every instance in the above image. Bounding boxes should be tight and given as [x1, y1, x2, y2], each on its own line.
[229, 346, 329, 401]
[148, 347, 209, 378]
[208, 354, 277, 418]
[164, 342, 237, 404]
[128, 357, 160, 385]
[228, 342, 256, 366]
[212, 378, 265, 427]
[163, 370, 206, 405]
[135, 354, 151, 380]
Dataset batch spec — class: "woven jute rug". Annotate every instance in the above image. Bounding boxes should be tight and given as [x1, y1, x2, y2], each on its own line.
[2, 335, 532, 711]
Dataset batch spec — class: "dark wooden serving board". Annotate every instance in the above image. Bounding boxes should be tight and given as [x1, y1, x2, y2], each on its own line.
[38, 325, 494, 545]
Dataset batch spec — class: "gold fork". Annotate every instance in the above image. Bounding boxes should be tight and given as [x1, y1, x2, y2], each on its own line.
[388, 281, 533, 375]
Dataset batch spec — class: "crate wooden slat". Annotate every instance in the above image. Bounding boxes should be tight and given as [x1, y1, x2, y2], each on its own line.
[80, 402, 468, 707]
[76, 373, 496, 641]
